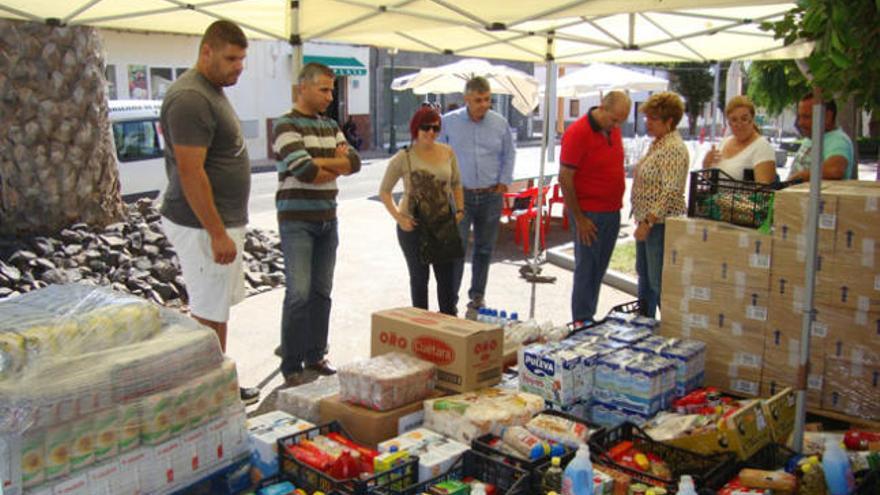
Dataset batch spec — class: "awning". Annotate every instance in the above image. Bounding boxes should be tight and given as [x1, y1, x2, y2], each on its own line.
[302, 55, 367, 76]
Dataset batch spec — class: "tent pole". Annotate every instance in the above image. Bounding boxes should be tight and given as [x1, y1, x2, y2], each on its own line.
[710, 61, 721, 142]
[289, 0, 303, 103]
[792, 90, 825, 453]
[530, 34, 555, 319]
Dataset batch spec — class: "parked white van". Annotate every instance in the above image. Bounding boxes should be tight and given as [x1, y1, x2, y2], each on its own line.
[108, 100, 167, 201]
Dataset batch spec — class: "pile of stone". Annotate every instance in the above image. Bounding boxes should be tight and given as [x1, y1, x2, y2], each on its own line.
[0, 198, 285, 308]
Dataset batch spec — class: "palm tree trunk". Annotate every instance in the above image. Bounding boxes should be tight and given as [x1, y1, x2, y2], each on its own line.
[0, 18, 124, 236]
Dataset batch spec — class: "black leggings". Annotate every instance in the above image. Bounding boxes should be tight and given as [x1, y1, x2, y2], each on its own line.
[396, 226, 458, 316]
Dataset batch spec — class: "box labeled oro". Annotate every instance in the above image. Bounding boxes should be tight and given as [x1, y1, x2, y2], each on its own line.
[371, 307, 503, 393]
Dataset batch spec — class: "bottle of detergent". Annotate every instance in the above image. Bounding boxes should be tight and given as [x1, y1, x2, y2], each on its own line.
[562, 444, 593, 495]
[822, 437, 855, 495]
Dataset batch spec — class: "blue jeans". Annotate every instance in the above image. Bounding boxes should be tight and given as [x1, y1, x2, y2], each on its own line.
[636, 223, 665, 318]
[454, 190, 503, 304]
[571, 210, 621, 322]
[278, 220, 338, 377]
[397, 226, 458, 316]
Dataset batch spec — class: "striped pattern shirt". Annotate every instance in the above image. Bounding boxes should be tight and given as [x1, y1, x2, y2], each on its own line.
[272, 110, 361, 222]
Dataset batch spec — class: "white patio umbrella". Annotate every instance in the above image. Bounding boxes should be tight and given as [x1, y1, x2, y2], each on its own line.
[549, 63, 669, 98]
[391, 58, 540, 115]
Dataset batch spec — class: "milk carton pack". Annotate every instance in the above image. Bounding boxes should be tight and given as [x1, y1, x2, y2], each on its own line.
[589, 401, 652, 428]
[378, 428, 468, 481]
[632, 336, 706, 398]
[518, 343, 581, 406]
[247, 411, 314, 480]
[593, 350, 676, 416]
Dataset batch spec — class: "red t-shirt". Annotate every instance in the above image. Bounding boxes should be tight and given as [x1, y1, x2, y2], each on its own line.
[559, 110, 625, 212]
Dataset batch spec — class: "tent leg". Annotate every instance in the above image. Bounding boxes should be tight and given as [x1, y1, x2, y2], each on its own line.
[288, 0, 303, 103]
[529, 37, 555, 319]
[792, 92, 825, 453]
[710, 61, 721, 142]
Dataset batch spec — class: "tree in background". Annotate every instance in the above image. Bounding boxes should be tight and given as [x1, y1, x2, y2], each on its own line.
[746, 61, 810, 117]
[763, 0, 879, 139]
[666, 63, 715, 136]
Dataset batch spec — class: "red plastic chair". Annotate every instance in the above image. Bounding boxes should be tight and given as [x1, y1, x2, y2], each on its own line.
[502, 186, 549, 256]
[547, 182, 569, 231]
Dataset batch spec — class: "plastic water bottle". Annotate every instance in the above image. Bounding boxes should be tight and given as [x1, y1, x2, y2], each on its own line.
[822, 437, 855, 495]
[510, 312, 519, 322]
[542, 456, 563, 494]
[477, 308, 489, 323]
[499, 310, 508, 326]
[562, 444, 593, 495]
[677, 475, 698, 495]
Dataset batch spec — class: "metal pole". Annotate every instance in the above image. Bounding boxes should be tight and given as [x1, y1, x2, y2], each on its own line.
[710, 61, 721, 142]
[545, 64, 558, 163]
[388, 48, 399, 153]
[289, 0, 302, 102]
[792, 91, 825, 453]
[529, 34, 555, 319]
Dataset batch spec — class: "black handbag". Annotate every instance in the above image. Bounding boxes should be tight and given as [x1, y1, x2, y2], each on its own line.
[405, 150, 464, 264]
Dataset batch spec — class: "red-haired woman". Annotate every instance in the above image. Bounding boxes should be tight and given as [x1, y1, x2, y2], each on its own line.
[379, 107, 465, 315]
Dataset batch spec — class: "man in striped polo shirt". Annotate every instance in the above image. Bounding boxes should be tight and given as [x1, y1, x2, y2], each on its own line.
[272, 63, 361, 386]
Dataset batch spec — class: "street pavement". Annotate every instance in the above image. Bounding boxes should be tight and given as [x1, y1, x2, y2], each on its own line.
[225, 152, 637, 412]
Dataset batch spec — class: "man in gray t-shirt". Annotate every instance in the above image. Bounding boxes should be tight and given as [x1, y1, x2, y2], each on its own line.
[159, 20, 259, 405]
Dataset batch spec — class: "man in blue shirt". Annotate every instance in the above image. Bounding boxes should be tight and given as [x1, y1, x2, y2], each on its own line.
[439, 77, 516, 318]
[787, 94, 856, 181]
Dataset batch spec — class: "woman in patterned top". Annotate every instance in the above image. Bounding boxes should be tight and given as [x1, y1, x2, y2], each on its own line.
[379, 107, 465, 315]
[630, 92, 690, 318]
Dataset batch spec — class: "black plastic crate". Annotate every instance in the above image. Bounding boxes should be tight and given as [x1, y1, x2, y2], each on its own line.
[856, 467, 879, 494]
[471, 410, 601, 493]
[566, 299, 642, 336]
[277, 421, 419, 495]
[742, 442, 799, 470]
[688, 168, 775, 228]
[589, 422, 737, 491]
[377, 449, 529, 495]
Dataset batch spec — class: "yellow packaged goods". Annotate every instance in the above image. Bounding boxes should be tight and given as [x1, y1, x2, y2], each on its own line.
[92, 407, 119, 462]
[68, 416, 96, 471]
[423, 388, 544, 444]
[21, 429, 46, 488]
[140, 392, 173, 445]
[117, 401, 141, 453]
[371, 307, 503, 393]
[760, 387, 797, 443]
[45, 423, 72, 480]
[338, 352, 436, 411]
[662, 400, 772, 460]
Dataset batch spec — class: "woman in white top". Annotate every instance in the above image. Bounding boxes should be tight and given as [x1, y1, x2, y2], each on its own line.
[702, 95, 777, 184]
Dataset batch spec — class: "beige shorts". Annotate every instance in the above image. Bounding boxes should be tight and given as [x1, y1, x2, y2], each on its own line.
[161, 217, 247, 322]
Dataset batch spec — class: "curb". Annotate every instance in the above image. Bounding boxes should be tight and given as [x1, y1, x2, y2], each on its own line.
[546, 242, 639, 296]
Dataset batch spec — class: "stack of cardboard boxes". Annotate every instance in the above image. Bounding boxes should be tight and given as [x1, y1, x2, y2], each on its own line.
[660, 217, 772, 398]
[767, 182, 879, 418]
[660, 182, 880, 420]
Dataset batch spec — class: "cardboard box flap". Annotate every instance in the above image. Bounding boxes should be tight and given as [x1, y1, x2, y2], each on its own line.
[373, 307, 501, 336]
[761, 387, 796, 443]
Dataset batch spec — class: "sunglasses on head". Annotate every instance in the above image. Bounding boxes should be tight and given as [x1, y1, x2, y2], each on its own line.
[419, 124, 441, 132]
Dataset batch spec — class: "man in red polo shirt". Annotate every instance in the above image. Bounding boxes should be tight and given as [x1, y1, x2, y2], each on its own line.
[559, 90, 631, 322]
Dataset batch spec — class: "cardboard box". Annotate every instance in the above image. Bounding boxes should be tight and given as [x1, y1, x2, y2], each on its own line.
[760, 348, 824, 409]
[371, 307, 503, 392]
[319, 390, 444, 447]
[823, 355, 880, 420]
[773, 183, 837, 254]
[664, 217, 773, 276]
[704, 366, 762, 397]
[663, 400, 773, 459]
[831, 182, 880, 268]
[760, 387, 797, 444]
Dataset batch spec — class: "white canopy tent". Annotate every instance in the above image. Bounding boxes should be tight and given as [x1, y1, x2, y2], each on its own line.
[1, 0, 825, 452]
[0, 1, 809, 63]
[550, 62, 669, 98]
[390, 58, 540, 114]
